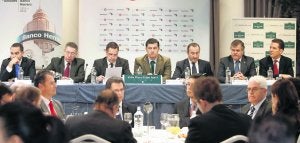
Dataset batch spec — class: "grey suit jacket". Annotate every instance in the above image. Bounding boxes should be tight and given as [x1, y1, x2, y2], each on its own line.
[174, 98, 201, 128]
[86, 57, 131, 82]
[134, 54, 171, 81]
[241, 98, 272, 120]
[218, 55, 257, 83]
[45, 56, 85, 83]
[40, 98, 66, 120]
[172, 58, 213, 79]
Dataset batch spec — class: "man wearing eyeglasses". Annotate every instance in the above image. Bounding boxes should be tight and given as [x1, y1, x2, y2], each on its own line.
[45, 42, 85, 83]
[242, 75, 272, 120]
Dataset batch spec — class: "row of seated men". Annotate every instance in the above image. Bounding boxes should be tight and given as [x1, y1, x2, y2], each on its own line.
[0, 73, 299, 143]
[0, 38, 294, 83]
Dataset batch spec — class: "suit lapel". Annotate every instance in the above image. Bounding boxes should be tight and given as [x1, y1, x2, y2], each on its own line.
[155, 55, 163, 74]
[143, 56, 151, 74]
[70, 59, 77, 77]
[228, 56, 235, 73]
[184, 99, 190, 117]
[40, 100, 50, 114]
[60, 58, 65, 74]
[240, 57, 247, 74]
[101, 58, 108, 75]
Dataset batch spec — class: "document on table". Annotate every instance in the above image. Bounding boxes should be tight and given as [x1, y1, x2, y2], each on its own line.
[105, 67, 122, 78]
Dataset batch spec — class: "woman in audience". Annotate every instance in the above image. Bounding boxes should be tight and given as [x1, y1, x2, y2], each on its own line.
[0, 101, 67, 143]
[271, 79, 300, 137]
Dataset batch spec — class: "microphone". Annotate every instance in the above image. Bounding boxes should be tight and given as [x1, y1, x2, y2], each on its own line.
[84, 64, 88, 82]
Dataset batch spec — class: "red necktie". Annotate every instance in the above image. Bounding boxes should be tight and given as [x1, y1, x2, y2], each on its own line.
[63, 63, 70, 77]
[273, 60, 279, 75]
[49, 101, 57, 116]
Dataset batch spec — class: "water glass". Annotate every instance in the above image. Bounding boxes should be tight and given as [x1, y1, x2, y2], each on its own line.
[160, 113, 169, 129]
[124, 112, 132, 124]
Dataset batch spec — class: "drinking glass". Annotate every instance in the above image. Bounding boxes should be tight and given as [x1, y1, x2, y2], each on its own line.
[160, 113, 168, 129]
[124, 112, 132, 124]
[166, 114, 180, 135]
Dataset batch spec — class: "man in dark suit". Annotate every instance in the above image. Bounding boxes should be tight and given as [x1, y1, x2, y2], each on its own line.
[34, 70, 65, 120]
[185, 77, 251, 143]
[105, 77, 136, 127]
[45, 42, 85, 83]
[0, 43, 36, 81]
[242, 75, 272, 120]
[86, 42, 131, 83]
[134, 38, 171, 81]
[218, 39, 257, 83]
[174, 74, 202, 128]
[65, 89, 137, 143]
[259, 38, 294, 79]
[172, 43, 213, 79]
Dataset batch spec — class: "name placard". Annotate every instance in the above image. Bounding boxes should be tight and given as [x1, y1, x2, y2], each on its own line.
[123, 75, 162, 84]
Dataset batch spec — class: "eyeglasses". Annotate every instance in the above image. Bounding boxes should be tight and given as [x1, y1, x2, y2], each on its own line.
[246, 87, 263, 93]
[65, 51, 76, 56]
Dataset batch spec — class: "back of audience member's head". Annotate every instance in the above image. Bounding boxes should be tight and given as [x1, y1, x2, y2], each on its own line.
[105, 76, 125, 89]
[14, 86, 41, 107]
[95, 89, 119, 111]
[34, 70, 53, 87]
[0, 83, 14, 105]
[193, 77, 222, 103]
[0, 101, 67, 143]
[248, 115, 296, 143]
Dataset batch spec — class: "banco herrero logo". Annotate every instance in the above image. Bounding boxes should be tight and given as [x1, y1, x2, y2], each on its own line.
[253, 41, 263, 48]
[284, 23, 295, 30]
[284, 41, 295, 48]
[253, 22, 264, 29]
[266, 32, 276, 39]
[234, 31, 245, 38]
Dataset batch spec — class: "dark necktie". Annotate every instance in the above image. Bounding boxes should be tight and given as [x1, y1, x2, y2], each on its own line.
[15, 63, 20, 76]
[248, 106, 255, 118]
[273, 60, 279, 75]
[49, 101, 57, 117]
[192, 62, 197, 75]
[110, 63, 114, 68]
[63, 63, 70, 77]
[150, 61, 155, 74]
[234, 61, 240, 73]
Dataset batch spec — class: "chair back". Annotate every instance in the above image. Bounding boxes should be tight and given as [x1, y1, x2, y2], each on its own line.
[220, 135, 248, 143]
[69, 134, 111, 143]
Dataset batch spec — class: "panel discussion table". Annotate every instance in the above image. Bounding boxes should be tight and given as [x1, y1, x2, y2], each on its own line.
[55, 84, 250, 128]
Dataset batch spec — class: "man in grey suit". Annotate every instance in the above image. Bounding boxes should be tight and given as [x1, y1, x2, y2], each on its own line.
[86, 42, 131, 83]
[218, 39, 257, 83]
[45, 42, 85, 83]
[172, 42, 213, 79]
[134, 38, 171, 81]
[242, 75, 272, 120]
[34, 70, 65, 120]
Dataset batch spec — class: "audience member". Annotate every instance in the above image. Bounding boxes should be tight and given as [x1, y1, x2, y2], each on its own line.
[134, 38, 171, 81]
[0, 43, 36, 81]
[185, 77, 251, 143]
[105, 77, 136, 126]
[271, 79, 300, 137]
[174, 74, 202, 128]
[172, 43, 213, 79]
[287, 78, 300, 100]
[248, 115, 297, 143]
[65, 89, 137, 143]
[86, 42, 131, 83]
[218, 39, 256, 83]
[14, 86, 41, 108]
[242, 75, 272, 120]
[259, 38, 294, 79]
[0, 83, 14, 105]
[34, 70, 65, 119]
[0, 101, 67, 143]
[45, 42, 85, 83]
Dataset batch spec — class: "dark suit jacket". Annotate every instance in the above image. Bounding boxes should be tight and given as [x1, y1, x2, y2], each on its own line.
[45, 56, 85, 83]
[40, 98, 66, 120]
[241, 98, 272, 120]
[218, 55, 257, 83]
[86, 57, 131, 82]
[121, 102, 137, 127]
[0, 57, 36, 81]
[174, 98, 201, 128]
[65, 110, 137, 143]
[259, 55, 294, 78]
[185, 104, 251, 143]
[172, 58, 213, 79]
[134, 54, 171, 81]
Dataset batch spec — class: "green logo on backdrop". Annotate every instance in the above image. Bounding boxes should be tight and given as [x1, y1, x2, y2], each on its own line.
[284, 41, 295, 48]
[234, 31, 245, 38]
[265, 51, 270, 57]
[253, 41, 264, 48]
[284, 23, 295, 30]
[266, 32, 276, 39]
[253, 22, 264, 29]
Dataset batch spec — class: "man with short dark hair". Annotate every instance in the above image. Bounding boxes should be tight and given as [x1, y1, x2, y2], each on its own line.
[45, 42, 85, 83]
[172, 43, 213, 79]
[0, 43, 36, 81]
[185, 77, 251, 143]
[86, 42, 131, 83]
[259, 38, 294, 79]
[0, 83, 14, 105]
[65, 89, 137, 143]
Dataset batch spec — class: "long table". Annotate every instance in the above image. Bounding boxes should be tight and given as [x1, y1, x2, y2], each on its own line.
[55, 84, 251, 128]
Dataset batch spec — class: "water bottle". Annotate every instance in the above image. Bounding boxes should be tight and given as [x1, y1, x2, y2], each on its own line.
[134, 106, 144, 136]
[18, 67, 24, 80]
[184, 67, 191, 79]
[137, 66, 143, 75]
[225, 67, 231, 84]
[267, 67, 273, 80]
[90, 67, 97, 84]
